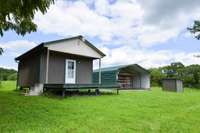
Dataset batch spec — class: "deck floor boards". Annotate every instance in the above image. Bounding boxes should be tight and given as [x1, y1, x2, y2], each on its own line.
[44, 83, 120, 90]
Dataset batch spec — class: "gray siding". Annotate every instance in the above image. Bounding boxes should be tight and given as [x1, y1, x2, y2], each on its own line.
[47, 51, 93, 84]
[76, 58, 93, 84]
[39, 50, 47, 83]
[18, 53, 40, 87]
[48, 51, 65, 83]
[162, 79, 176, 91]
[18, 50, 93, 87]
[162, 79, 183, 92]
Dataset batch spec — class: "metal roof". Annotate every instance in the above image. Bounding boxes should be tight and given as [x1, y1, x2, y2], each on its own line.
[94, 64, 149, 74]
[15, 35, 105, 61]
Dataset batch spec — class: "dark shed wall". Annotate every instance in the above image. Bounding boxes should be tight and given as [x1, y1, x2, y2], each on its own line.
[162, 79, 176, 91]
[18, 53, 41, 87]
[47, 51, 93, 84]
[93, 70, 118, 85]
[162, 79, 183, 92]
[39, 49, 47, 83]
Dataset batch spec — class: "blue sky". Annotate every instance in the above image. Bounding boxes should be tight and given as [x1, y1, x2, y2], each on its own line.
[0, 0, 199, 69]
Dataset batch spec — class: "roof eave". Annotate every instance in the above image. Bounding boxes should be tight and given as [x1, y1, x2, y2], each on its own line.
[15, 43, 45, 61]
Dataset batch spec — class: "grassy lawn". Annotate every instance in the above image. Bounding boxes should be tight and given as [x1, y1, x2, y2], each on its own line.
[1, 81, 200, 133]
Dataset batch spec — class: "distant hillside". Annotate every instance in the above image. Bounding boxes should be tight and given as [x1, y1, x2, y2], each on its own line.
[0, 68, 17, 81]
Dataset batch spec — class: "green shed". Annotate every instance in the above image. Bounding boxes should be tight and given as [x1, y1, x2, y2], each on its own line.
[93, 64, 150, 90]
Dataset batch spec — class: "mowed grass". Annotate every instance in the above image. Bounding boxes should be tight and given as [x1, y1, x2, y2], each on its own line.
[1, 81, 200, 133]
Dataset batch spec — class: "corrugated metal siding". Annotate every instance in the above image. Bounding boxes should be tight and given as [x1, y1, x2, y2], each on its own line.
[93, 67, 151, 89]
[93, 70, 118, 85]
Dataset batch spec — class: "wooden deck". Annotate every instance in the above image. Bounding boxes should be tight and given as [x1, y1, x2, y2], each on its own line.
[44, 83, 120, 89]
[43, 83, 120, 97]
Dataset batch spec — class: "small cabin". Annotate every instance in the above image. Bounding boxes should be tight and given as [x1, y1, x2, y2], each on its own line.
[15, 36, 105, 95]
[93, 64, 150, 90]
[162, 78, 183, 92]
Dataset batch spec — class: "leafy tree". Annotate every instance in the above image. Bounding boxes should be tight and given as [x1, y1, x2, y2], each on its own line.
[185, 65, 200, 85]
[0, 0, 54, 59]
[149, 62, 200, 88]
[0, 48, 3, 85]
[7, 73, 17, 80]
[188, 20, 200, 40]
[161, 62, 185, 78]
[149, 68, 166, 86]
[0, 47, 3, 55]
[188, 21, 200, 58]
[0, 67, 17, 81]
[0, 0, 54, 36]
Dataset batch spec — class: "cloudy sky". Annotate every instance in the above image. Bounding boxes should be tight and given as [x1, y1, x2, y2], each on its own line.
[0, 0, 200, 69]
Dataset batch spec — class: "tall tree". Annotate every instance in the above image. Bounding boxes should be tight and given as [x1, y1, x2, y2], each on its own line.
[0, 0, 54, 53]
[0, 0, 54, 36]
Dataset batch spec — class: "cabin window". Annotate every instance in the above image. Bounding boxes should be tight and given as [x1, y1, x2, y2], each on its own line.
[68, 61, 75, 78]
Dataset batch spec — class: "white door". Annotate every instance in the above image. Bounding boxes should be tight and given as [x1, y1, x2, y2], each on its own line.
[65, 59, 76, 84]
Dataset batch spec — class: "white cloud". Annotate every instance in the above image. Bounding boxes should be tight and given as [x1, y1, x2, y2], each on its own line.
[33, 0, 200, 69]
[34, 0, 200, 47]
[94, 46, 200, 69]
[2, 0, 199, 70]
[0, 40, 37, 70]
[137, 0, 200, 46]
[34, 0, 143, 44]
[0, 40, 37, 57]
[94, 0, 110, 16]
[0, 40, 36, 50]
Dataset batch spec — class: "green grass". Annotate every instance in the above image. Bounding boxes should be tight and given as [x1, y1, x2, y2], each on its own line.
[1, 81, 200, 133]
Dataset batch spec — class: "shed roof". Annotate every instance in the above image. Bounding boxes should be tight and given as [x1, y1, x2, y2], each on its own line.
[15, 35, 105, 61]
[94, 64, 149, 74]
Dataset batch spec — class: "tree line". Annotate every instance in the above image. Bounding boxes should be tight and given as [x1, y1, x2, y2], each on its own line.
[149, 62, 200, 88]
[0, 67, 17, 81]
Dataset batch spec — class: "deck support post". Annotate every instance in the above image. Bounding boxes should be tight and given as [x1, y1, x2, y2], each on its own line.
[95, 89, 100, 95]
[45, 48, 49, 84]
[15, 61, 20, 90]
[88, 89, 91, 94]
[98, 58, 101, 85]
[96, 58, 102, 95]
[62, 90, 65, 98]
